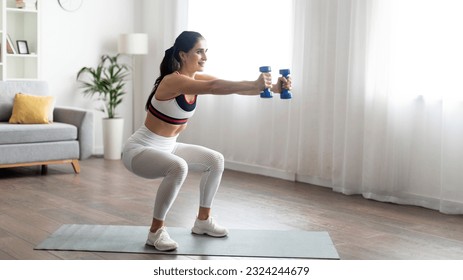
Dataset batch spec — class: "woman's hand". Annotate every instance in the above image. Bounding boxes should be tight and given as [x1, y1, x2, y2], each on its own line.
[255, 72, 273, 92]
[272, 76, 292, 93]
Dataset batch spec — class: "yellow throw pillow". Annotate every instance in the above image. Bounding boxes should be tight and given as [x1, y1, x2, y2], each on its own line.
[9, 93, 55, 124]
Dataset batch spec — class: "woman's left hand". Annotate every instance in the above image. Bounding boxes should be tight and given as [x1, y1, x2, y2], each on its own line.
[273, 76, 292, 93]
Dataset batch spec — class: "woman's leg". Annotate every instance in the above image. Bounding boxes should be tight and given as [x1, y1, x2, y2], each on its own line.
[130, 148, 188, 230]
[127, 148, 189, 251]
[173, 143, 224, 212]
[173, 143, 228, 237]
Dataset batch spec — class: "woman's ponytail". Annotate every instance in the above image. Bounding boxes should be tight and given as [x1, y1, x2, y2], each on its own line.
[145, 46, 180, 110]
[161, 46, 180, 77]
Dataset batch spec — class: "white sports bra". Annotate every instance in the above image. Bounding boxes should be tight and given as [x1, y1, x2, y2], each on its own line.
[148, 72, 197, 125]
[148, 93, 197, 125]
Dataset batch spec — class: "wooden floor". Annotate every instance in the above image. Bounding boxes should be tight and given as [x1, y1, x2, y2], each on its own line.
[0, 157, 462, 260]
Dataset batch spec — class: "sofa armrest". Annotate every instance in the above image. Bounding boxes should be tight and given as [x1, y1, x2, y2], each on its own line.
[54, 106, 94, 159]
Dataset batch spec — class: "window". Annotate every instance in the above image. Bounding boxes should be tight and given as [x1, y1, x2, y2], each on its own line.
[384, 0, 463, 101]
[188, 0, 292, 82]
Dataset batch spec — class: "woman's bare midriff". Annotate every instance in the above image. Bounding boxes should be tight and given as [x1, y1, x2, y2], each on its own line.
[144, 113, 188, 137]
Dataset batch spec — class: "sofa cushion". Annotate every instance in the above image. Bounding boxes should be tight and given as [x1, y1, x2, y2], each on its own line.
[0, 141, 80, 165]
[9, 93, 55, 124]
[0, 80, 49, 122]
[0, 122, 77, 145]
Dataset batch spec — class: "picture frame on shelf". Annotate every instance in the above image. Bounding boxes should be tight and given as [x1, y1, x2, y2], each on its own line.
[6, 35, 17, 54]
[16, 0, 25, 8]
[16, 0, 37, 10]
[17, 40, 29, 54]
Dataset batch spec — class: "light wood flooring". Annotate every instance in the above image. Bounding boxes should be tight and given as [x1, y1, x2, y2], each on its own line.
[0, 157, 462, 260]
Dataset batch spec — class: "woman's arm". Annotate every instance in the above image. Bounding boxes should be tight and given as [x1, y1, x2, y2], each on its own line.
[155, 73, 271, 100]
[237, 76, 293, 96]
[197, 73, 292, 95]
[195, 73, 217, 81]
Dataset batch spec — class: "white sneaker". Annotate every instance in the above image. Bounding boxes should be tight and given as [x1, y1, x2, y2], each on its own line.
[146, 227, 178, 251]
[191, 217, 229, 237]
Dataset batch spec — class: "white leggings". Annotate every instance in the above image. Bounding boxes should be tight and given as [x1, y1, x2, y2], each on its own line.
[122, 125, 224, 221]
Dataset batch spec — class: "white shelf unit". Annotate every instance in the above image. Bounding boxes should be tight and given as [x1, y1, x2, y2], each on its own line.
[1, 0, 40, 80]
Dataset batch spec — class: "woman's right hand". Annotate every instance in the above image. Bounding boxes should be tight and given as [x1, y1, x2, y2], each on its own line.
[255, 73, 273, 92]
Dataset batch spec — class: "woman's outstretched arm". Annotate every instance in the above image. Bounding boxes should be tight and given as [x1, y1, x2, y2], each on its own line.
[155, 72, 272, 99]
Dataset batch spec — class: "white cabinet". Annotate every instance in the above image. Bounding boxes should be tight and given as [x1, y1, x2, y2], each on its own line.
[0, 0, 40, 80]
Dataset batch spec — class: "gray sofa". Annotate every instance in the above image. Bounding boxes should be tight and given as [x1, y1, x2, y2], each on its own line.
[0, 80, 93, 174]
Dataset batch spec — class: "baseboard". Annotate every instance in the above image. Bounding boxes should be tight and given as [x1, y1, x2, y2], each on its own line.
[225, 160, 296, 181]
[94, 145, 104, 156]
[295, 174, 333, 188]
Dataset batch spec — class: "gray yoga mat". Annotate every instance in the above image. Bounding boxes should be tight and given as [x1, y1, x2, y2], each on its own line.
[35, 224, 339, 259]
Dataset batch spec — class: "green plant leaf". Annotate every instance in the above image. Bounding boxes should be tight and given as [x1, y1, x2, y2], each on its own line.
[76, 54, 130, 118]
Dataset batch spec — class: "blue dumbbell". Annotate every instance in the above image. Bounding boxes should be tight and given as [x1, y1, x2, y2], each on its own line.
[279, 69, 292, 99]
[259, 66, 273, 98]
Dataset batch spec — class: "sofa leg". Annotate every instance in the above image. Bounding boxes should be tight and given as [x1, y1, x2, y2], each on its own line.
[71, 160, 81, 174]
[41, 165, 48, 175]
[1, 160, 80, 174]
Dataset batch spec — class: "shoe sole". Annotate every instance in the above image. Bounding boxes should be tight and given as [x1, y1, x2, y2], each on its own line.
[191, 228, 228, 238]
[145, 240, 178, 251]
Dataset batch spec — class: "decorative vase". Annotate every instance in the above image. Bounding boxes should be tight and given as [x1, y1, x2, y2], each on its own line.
[102, 118, 124, 160]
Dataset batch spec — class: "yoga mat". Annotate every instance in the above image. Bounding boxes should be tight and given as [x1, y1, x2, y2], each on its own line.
[35, 224, 339, 259]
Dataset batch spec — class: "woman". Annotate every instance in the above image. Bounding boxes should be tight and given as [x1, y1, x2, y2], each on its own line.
[122, 31, 291, 251]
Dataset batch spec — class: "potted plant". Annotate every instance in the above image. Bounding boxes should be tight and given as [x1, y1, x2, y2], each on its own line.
[77, 54, 129, 160]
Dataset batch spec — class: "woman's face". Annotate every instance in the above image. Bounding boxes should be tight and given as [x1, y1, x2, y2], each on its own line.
[180, 39, 208, 73]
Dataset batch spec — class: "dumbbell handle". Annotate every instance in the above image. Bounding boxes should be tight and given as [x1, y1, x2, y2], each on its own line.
[259, 66, 273, 98]
[279, 69, 292, 99]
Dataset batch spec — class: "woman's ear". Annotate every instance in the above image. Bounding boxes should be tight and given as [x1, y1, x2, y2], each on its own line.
[179, 51, 187, 63]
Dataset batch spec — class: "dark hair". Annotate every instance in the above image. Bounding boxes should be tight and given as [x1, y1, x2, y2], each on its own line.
[145, 31, 205, 110]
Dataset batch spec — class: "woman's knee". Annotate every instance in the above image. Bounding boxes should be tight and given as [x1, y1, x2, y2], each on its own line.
[167, 158, 189, 179]
[209, 151, 225, 172]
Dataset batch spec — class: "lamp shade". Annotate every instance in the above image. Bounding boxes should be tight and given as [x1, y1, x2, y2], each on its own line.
[118, 33, 148, 55]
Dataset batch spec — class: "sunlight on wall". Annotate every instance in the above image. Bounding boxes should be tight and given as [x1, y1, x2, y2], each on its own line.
[188, 0, 292, 82]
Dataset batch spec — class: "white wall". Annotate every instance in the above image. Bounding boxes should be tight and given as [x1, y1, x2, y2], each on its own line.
[41, 0, 135, 154]
[39, 0, 201, 156]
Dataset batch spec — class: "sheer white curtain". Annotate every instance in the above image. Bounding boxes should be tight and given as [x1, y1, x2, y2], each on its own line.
[181, 0, 298, 180]
[180, 0, 463, 214]
[295, 0, 463, 214]
[138, 0, 190, 129]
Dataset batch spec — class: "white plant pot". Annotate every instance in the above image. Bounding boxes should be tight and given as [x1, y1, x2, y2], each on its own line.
[102, 118, 124, 160]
